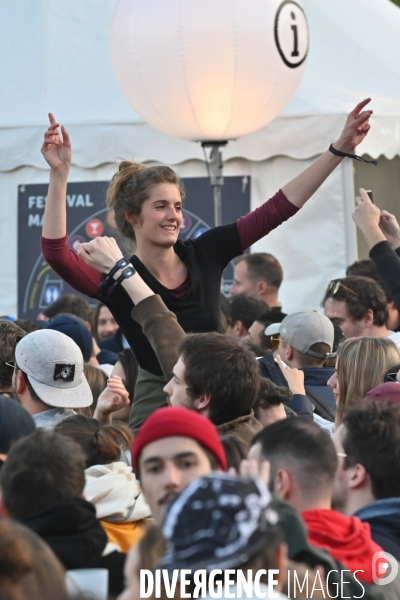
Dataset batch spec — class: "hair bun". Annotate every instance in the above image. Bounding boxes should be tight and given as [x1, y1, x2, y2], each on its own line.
[106, 160, 146, 209]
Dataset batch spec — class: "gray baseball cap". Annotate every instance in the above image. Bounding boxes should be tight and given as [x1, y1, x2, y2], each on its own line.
[265, 309, 335, 359]
[15, 329, 93, 408]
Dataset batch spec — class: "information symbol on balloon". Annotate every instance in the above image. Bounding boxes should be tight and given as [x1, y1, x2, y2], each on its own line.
[85, 219, 104, 238]
[275, 0, 309, 69]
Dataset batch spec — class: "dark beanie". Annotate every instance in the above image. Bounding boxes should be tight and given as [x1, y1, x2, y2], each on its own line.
[132, 407, 227, 471]
[46, 315, 93, 362]
[0, 395, 36, 455]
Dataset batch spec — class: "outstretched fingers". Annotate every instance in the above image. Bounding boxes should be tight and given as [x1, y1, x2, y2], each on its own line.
[48, 112, 58, 126]
[352, 98, 371, 117]
[61, 125, 71, 147]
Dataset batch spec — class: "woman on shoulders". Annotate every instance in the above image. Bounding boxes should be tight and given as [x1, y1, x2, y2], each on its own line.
[41, 101, 373, 424]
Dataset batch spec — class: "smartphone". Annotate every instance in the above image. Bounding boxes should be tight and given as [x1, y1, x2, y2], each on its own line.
[366, 190, 374, 203]
[274, 356, 290, 370]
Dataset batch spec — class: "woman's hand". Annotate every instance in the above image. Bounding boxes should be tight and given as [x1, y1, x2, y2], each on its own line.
[41, 113, 71, 172]
[334, 98, 372, 153]
[94, 375, 130, 425]
[352, 188, 386, 249]
[379, 210, 400, 250]
[76, 236, 124, 274]
[275, 354, 306, 395]
[352, 188, 381, 230]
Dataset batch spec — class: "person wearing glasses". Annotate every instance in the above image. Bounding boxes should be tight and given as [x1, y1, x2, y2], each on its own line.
[258, 310, 337, 426]
[346, 258, 400, 334]
[332, 401, 400, 562]
[322, 275, 400, 348]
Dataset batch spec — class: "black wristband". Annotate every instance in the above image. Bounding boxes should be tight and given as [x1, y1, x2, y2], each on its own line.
[108, 266, 136, 294]
[105, 258, 130, 282]
[97, 258, 131, 301]
[329, 143, 378, 166]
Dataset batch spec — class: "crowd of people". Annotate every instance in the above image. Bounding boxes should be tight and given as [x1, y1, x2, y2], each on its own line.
[1, 98, 400, 599]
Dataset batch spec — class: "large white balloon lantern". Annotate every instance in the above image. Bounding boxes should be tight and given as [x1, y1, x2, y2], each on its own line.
[110, 0, 309, 224]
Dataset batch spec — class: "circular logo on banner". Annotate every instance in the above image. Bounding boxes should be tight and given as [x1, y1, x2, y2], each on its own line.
[274, 1, 309, 68]
[68, 235, 86, 252]
[85, 219, 104, 238]
[180, 213, 193, 234]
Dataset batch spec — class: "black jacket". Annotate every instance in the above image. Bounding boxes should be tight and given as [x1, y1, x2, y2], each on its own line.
[258, 354, 335, 422]
[355, 498, 400, 561]
[20, 496, 125, 597]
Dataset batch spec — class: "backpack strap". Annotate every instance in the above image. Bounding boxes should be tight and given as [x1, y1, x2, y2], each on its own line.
[304, 387, 336, 423]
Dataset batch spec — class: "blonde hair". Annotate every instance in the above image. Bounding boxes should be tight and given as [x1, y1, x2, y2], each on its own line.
[106, 161, 185, 243]
[336, 336, 400, 426]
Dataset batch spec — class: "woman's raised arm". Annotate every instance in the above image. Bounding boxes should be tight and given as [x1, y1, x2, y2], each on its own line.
[236, 99, 373, 250]
[41, 113, 71, 238]
[282, 98, 373, 208]
[41, 113, 102, 297]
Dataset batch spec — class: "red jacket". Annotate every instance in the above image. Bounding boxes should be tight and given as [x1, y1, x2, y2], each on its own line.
[302, 508, 384, 584]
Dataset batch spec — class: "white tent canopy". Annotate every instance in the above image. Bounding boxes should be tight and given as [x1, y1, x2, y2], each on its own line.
[1, 0, 400, 316]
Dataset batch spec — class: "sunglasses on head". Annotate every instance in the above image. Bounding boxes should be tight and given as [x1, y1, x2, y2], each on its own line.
[327, 280, 358, 298]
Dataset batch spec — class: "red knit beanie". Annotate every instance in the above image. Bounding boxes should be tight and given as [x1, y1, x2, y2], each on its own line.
[132, 407, 227, 471]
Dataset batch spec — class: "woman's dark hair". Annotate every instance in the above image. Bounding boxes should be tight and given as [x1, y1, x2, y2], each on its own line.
[106, 161, 185, 243]
[82, 364, 108, 416]
[117, 348, 139, 404]
[253, 378, 292, 420]
[54, 414, 133, 468]
[221, 435, 247, 471]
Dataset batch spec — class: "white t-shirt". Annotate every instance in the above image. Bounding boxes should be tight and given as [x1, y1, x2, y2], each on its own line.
[389, 331, 400, 348]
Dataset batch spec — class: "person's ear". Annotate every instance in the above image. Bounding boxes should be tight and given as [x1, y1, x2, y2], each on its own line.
[363, 309, 375, 328]
[230, 320, 243, 337]
[235, 321, 248, 338]
[285, 344, 294, 361]
[257, 281, 268, 296]
[273, 468, 291, 499]
[16, 370, 27, 395]
[124, 210, 141, 228]
[196, 394, 211, 412]
[347, 463, 368, 491]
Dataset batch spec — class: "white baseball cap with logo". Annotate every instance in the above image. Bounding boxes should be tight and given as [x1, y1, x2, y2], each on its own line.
[265, 309, 336, 359]
[15, 329, 93, 408]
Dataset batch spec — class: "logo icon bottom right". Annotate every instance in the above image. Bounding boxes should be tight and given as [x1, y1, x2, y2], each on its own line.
[372, 551, 399, 585]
